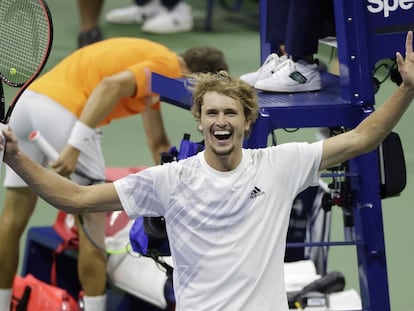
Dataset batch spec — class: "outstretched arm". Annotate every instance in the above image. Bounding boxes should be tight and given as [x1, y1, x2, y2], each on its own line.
[320, 31, 414, 171]
[1, 127, 123, 214]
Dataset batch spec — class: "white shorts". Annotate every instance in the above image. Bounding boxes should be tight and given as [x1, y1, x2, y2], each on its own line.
[4, 90, 106, 187]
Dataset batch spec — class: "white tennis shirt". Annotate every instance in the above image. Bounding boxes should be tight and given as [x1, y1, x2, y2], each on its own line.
[114, 141, 323, 311]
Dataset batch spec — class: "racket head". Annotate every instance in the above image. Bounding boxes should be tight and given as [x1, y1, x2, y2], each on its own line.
[0, 0, 53, 122]
[0, 83, 5, 122]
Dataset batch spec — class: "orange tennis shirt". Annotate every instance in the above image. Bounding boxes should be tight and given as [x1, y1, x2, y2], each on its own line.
[29, 37, 182, 126]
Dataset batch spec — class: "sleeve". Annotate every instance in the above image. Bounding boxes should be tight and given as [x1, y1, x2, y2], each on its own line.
[294, 140, 323, 191]
[128, 56, 181, 99]
[113, 167, 166, 219]
[266, 140, 323, 194]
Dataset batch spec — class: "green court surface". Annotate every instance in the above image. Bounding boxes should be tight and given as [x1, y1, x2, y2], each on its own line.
[1, 0, 413, 310]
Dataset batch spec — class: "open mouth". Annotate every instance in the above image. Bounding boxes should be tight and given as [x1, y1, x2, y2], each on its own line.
[213, 130, 232, 140]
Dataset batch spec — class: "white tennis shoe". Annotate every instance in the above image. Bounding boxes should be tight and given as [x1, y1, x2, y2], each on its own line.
[142, 2, 193, 34]
[240, 54, 287, 86]
[254, 58, 321, 93]
[105, 1, 164, 25]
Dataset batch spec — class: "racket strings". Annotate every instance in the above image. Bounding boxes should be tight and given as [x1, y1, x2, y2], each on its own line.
[0, 0, 51, 86]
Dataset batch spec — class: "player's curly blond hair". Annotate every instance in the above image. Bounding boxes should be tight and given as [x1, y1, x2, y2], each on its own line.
[186, 71, 259, 137]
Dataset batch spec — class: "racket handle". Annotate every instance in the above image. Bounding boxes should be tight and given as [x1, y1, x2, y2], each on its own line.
[29, 130, 89, 169]
[29, 130, 59, 161]
[0, 123, 7, 165]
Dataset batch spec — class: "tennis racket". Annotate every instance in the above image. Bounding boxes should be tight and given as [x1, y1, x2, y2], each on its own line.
[0, 0, 53, 164]
[29, 130, 134, 255]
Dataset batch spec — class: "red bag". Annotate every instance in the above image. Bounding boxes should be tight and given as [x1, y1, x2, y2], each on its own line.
[51, 210, 133, 285]
[53, 211, 79, 250]
[53, 210, 133, 251]
[51, 212, 79, 286]
[11, 274, 79, 311]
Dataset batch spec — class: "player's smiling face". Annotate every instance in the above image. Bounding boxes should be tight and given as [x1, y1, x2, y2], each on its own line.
[199, 91, 249, 159]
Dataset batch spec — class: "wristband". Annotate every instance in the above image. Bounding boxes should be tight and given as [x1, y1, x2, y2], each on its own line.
[68, 121, 95, 152]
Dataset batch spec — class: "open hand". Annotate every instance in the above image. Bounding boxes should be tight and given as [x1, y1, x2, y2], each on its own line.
[396, 31, 414, 88]
[0, 125, 19, 162]
[50, 144, 80, 178]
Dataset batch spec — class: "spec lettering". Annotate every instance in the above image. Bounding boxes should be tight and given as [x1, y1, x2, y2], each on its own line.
[367, 0, 414, 17]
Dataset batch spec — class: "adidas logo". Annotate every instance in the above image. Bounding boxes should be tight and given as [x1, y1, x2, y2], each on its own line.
[249, 186, 265, 199]
[289, 71, 307, 84]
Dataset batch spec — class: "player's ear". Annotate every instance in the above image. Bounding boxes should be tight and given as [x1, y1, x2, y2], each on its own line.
[245, 120, 251, 133]
[197, 119, 202, 131]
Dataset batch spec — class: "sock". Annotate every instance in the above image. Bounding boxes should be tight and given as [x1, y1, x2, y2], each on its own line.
[83, 294, 107, 311]
[0, 288, 12, 311]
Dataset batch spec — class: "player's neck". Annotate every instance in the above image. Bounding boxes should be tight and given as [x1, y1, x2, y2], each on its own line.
[204, 148, 243, 172]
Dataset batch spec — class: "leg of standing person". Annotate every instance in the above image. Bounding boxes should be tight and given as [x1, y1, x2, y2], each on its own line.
[0, 93, 70, 310]
[253, 0, 324, 92]
[0, 92, 108, 311]
[62, 125, 108, 311]
[265, 0, 290, 55]
[284, 0, 324, 63]
[77, 213, 107, 311]
[77, 0, 104, 48]
[0, 188, 38, 311]
[239, 0, 290, 86]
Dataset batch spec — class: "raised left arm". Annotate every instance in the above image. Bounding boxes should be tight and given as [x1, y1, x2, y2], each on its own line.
[320, 31, 414, 171]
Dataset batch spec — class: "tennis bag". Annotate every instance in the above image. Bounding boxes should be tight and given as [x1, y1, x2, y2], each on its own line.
[11, 274, 79, 311]
[51, 209, 134, 286]
[379, 131, 406, 199]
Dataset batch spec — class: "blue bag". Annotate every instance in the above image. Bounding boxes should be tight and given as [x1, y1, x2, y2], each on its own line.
[129, 217, 170, 256]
